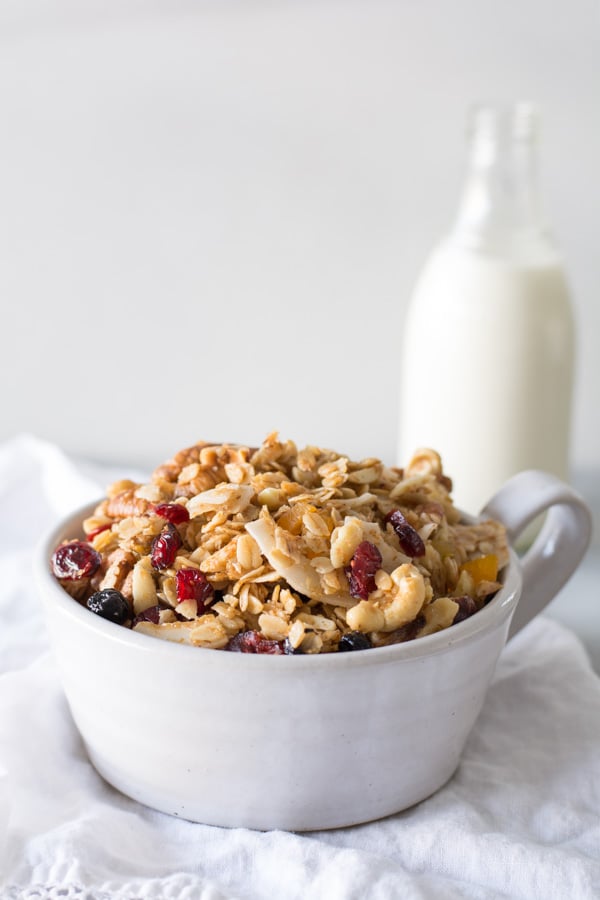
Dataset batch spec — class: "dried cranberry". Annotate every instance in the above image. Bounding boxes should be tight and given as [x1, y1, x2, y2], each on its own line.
[51, 541, 101, 581]
[345, 541, 382, 600]
[153, 503, 190, 525]
[338, 631, 372, 652]
[86, 588, 130, 624]
[85, 523, 111, 542]
[453, 595, 479, 624]
[226, 630, 285, 654]
[132, 605, 161, 626]
[176, 568, 214, 614]
[385, 510, 426, 557]
[150, 524, 182, 569]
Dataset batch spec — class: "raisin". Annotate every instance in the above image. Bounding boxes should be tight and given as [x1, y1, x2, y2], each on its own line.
[379, 615, 425, 646]
[453, 595, 479, 624]
[132, 605, 161, 626]
[385, 509, 426, 557]
[226, 630, 285, 654]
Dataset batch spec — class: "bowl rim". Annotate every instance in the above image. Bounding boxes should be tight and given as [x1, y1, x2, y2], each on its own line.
[35, 500, 522, 670]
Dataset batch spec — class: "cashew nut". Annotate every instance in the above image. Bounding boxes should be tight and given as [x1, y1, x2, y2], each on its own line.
[330, 518, 364, 568]
[330, 516, 409, 571]
[419, 596, 460, 636]
[346, 563, 426, 633]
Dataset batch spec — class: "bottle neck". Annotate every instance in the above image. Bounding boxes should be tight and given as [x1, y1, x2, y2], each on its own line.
[450, 104, 557, 260]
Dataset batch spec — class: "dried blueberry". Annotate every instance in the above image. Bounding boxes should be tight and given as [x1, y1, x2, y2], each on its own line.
[86, 588, 130, 624]
[283, 638, 303, 655]
[338, 631, 372, 652]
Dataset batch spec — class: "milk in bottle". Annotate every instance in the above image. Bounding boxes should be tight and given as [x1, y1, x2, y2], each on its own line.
[398, 104, 574, 515]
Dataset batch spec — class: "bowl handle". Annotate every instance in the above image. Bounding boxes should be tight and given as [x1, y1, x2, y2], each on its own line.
[480, 470, 592, 639]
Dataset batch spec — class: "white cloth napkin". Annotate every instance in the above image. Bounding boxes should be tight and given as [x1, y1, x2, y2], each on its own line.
[1, 435, 599, 900]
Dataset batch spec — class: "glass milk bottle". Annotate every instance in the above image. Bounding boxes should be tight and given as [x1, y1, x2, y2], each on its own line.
[398, 102, 575, 515]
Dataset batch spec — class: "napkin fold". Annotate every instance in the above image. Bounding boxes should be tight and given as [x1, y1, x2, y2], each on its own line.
[0, 435, 599, 900]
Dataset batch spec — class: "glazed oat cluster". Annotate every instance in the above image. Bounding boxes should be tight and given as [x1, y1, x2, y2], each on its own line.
[51, 434, 509, 654]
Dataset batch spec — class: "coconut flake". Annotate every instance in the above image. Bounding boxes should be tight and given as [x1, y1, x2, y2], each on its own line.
[187, 484, 254, 518]
[245, 517, 323, 599]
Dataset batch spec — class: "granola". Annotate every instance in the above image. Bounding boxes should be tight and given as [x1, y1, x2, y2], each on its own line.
[50, 433, 509, 654]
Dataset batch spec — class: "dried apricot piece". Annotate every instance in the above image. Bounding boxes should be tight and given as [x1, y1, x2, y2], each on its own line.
[460, 554, 499, 585]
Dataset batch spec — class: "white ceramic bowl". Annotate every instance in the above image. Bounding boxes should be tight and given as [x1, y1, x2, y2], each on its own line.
[35, 470, 592, 831]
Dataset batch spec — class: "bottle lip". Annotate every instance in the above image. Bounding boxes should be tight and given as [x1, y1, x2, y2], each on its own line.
[467, 101, 541, 144]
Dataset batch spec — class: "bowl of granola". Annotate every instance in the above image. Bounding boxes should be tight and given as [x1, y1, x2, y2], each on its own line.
[35, 434, 591, 830]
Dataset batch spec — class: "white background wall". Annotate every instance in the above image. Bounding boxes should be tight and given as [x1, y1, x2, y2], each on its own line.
[1, 0, 598, 475]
